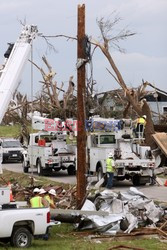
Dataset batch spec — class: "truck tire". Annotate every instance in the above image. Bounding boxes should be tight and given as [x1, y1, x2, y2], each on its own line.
[97, 166, 106, 186]
[10, 227, 32, 248]
[23, 166, 29, 173]
[2, 156, 6, 163]
[20, 154, 24, 163]
[67, 165, 76, 175]
[23, 160, 29, 173]
[97, 166, 103, 182]
[37, 159, 43, 176]
[132, 175, 140, 186]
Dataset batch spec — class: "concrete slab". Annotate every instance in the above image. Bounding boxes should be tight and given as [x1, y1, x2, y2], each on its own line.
[139, 186, 167, 202]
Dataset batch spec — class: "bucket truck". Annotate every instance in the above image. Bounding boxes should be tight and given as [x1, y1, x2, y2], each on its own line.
[87, 117, 155, 186]
[0, 24, 38, 173]
[23, 116, 76, 176]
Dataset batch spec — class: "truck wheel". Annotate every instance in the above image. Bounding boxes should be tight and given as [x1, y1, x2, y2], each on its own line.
[10, 227, 32, 248]
[23, 160, 29, 173]
[20, 154, 24, 163]
[67, 165, 76, 175]
[37, 159, 43, 176]
[132, 175, 140, 186]
[97, 166, 103, 182]
[23, 166, 29, 173]
[97, 167, 106, 186]
[2, 157, 6, 163]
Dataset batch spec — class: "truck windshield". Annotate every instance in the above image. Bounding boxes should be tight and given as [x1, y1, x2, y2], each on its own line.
[100, 135, 115, 144]
[35, 135, 55, 143]
[2, 141, 21, 148]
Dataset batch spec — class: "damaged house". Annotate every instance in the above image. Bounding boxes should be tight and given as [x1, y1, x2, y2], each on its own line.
[97, 88, 167, 124]
[145, 90, 167, 124]
[96, 89, 125, 112]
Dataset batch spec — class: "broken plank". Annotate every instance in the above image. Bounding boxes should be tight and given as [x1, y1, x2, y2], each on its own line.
[152, 133, 167, 158]
[160, 220, 167, 230]
[156, 228, 167, 237]
[108, 245, 144, 250]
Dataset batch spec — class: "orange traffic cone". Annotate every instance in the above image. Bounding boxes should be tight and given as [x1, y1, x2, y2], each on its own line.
[8, 182, 14, 201]
[164, 180, 167, 187]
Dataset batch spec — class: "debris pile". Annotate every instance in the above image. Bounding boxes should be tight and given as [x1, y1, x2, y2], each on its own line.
[0, 173, 77, 208]
[77, 187, 166, 236]
[11, 182, 77, 209]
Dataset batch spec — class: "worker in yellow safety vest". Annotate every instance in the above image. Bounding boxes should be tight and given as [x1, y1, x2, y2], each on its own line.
[39, 188, 49, 206]
[30, 188, 48, 208]
[44, 189, 56, 209]
[133, 115, 147, 138]
[106, 153, 115, 189]
[66, 131, 77, 145]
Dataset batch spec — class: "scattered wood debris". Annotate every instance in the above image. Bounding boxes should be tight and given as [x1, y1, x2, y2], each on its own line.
[11, 182, 77, 209]
[108, 245, 144, 250]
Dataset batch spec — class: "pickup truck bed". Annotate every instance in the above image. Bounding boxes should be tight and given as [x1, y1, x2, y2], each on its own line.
[0, 207, 51, 248]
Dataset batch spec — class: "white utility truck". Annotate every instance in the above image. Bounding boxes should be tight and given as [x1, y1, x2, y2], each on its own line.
[87, 117, 155, 186]
[23, 116, 76, 176]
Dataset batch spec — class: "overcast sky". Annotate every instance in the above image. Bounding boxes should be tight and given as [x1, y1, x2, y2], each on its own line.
[0, 0, 167, 98]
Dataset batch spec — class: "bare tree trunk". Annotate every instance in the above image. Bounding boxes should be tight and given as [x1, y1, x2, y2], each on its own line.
[141, 100, 156, 148]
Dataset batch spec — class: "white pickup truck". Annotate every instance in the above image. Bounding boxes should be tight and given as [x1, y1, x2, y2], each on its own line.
[0, 138, 26, 163]
[0, 188, 51, 248]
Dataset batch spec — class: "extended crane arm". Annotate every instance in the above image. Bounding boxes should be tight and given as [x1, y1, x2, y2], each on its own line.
[0, 24, 38, 123]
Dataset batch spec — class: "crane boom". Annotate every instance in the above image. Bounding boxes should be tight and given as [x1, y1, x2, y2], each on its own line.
[0, 24, 38, 174]
[0, 24, 38, 123]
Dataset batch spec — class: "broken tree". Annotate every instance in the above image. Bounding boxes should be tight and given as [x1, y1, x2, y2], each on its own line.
[91, 16, 156, 148]
[30, 56, 76, 120]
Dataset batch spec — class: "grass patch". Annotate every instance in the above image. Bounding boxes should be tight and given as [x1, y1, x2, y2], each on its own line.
[0, 171, 167, 249]
[0, 169, 71, 191]
[0, 125, 21, 138]
[0, 125, 37, 139]
[6, 223, 167, 250]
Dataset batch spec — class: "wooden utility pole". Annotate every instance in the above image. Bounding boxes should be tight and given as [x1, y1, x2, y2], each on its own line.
[77, 4, 87, 208]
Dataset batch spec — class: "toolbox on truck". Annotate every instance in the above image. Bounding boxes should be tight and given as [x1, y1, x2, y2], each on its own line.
[0, 187, 10, 205]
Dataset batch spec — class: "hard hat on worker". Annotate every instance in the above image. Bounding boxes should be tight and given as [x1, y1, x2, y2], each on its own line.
[142, 115, 147, 119]
[33, 188, 40, 193]
[108, 152, 113, 158]
[48, 189, 56, 196]
[39, 188, 46, 195]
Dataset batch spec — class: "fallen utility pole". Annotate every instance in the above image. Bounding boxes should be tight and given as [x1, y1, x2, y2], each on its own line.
[51, 209, 109, 217]
[77, 4, 87, 209]
[50, 209, 109, 223]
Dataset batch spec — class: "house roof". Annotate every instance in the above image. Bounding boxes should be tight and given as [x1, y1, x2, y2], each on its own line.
[144, 91, 167, 102]
[96, 87, 167, 104]
[96, 88, 127, 106]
